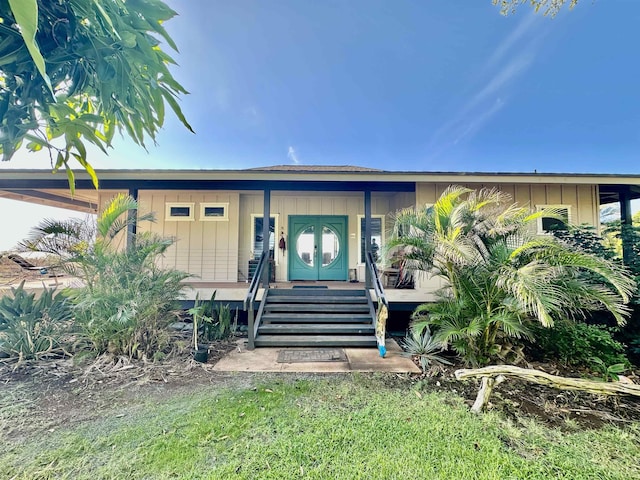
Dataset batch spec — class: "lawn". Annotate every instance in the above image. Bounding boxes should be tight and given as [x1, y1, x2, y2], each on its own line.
[1, 373, 639, 479]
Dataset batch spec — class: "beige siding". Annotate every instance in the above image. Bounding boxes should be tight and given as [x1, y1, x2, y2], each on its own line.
[100, 182, 600, 291]
[415, 182, 599, 227]
[136, 191, 240, 282]
[412, 182, 600, 294]
[238, 192, 393, 282]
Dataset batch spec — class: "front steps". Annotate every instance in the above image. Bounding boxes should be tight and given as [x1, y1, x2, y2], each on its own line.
[254, 288, 377, 347]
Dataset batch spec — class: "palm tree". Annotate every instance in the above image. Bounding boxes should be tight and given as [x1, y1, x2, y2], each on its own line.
[22, 194, 188, 358]
[388, 186, 635, 366]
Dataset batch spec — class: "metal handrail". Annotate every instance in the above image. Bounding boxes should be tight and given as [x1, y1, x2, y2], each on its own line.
[366, 251, 388, 308]
[244, 251, 269, 349]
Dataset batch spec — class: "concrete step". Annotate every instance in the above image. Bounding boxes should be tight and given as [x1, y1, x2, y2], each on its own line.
[254, 334, 378, 347]
[258, 323, 374, 335]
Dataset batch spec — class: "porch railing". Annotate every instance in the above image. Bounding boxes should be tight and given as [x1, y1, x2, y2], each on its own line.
[366, 251, 388, 309]
[244, 251, 269, 350]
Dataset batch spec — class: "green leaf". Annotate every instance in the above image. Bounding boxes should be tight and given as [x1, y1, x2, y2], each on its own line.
[92, 0, 120, 39]
[66, 165, 75, 196]
[160, 87, 194, 133]
[53, 152, 65, 172]
[72, 151, 99, 190]
[8, 0, 54, 97]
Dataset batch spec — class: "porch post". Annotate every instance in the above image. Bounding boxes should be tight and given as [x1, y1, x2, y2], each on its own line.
[364, 190, 372, 288]
[126, 188, 138, 250]
[262, 187, 271, 287]
[619, 186, 633, 266]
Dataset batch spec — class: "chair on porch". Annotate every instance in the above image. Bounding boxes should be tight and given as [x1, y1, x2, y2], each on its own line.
[7, 254, 62, 285]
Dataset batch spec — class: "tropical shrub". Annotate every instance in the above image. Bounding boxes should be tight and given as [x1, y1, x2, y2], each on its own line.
[528, 320, 629, 368]
[0, 282, 73, 362]
[553, 223, 640, 365]
[400, 327, 452, 371]
[388, 186, 635, 366]
[24, 194, 189, 360]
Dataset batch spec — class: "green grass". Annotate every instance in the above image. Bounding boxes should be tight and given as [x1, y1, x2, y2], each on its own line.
[1, 375, 639, 479]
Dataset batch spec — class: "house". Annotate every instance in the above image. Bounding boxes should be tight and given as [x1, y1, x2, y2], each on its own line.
[1, 166, 639, 348]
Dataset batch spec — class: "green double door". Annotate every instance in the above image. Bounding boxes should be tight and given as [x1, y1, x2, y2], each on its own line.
[288, 216, 348, 281]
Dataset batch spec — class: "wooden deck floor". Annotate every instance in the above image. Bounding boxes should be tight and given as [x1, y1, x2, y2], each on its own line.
[0, 278, 434, 305]
[185, 281, 435, 304]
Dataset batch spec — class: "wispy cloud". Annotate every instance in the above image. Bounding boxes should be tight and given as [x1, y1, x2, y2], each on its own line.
[484, 13, 539, 72]
[287, 146, 300, 164]
[427, 13, 549, 160]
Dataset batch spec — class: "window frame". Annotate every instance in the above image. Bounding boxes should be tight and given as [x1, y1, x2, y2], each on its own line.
[200, 202, 229, 221]
[357, 214, 385, 264]
[165, 202, 195, 221]
[536, 204, 572, 234]
[250, 214, 279, 265]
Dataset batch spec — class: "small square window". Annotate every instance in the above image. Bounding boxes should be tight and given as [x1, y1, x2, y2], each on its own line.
[171, 207, 191, 217]
[165, 202, 194, 221]
[537, 205, 571, 233]
[200, 203, 229, 221]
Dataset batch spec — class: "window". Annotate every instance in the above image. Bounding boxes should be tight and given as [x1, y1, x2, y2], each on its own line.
[251, 214, 278, 263]
[200, 202, 228, 221]
[537, 205, 571, 233]
[358, 215, 384, 263]
[165, 202, 194, 221]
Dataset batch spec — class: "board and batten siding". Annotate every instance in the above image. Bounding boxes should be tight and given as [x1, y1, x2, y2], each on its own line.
[134, 191, 240, 282]
[415, 183, 599, 228]
[413, 182, 599, 293]
[95, 182, 600, 290]
[239, 192, 405, 282]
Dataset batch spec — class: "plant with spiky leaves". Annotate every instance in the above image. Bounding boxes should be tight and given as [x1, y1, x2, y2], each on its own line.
[23, 193, 188, 359]
[388, 186, 634, 366]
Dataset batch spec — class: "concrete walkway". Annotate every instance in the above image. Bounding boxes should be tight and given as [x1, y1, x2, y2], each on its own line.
[212, 339, 421, 373]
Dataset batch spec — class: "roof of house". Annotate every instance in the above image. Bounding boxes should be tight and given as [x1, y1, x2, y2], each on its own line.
[1, 167, 639, 213]
[246, 165, 383, 173]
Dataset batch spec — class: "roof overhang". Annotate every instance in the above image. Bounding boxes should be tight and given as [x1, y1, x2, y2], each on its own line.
[1, 168, 639, 210]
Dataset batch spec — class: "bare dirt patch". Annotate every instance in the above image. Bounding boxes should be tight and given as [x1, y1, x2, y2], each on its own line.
[408, 360, 640, 429]
[2, 342, 639, 441]
[0, 339, 241, 440]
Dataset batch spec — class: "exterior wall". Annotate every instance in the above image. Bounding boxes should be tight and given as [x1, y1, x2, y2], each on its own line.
[136, 190, 240, 282]
[416, 182, 599, 227]
[238, 191, 398, 282]
[413, 182, 600, 293]
[97, 182, 600, 291]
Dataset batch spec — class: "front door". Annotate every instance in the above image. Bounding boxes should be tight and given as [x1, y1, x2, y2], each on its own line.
[289, 216, 348, 281]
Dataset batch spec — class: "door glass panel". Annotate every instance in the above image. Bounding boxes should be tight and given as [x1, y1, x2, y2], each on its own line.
[321, 226, 340, 267]
[296, 226, 315, 266]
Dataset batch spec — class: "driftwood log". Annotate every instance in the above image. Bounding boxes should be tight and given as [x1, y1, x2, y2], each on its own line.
[455, 365, 640, 414]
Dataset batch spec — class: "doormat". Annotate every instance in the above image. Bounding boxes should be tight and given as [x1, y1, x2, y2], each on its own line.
[277, 349, 347, 363]
[292, 285, 329, 289]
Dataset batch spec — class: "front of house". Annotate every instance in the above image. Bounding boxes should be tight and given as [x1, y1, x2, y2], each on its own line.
[2, 166, 639, 348]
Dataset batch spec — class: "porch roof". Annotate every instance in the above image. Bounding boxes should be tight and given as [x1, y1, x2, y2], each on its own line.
[1, 167, 639, 212]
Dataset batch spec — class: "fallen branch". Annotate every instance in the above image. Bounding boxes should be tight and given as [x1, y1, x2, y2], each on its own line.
[455, 365, 640, 413]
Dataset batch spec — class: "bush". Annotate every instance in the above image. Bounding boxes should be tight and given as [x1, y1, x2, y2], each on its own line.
[400, 327, 452, 371]
[24, 194, 189, 361]
[528, 320, 629, 369]
[0, 282, 73, 362]
[71, 233, 188, 359]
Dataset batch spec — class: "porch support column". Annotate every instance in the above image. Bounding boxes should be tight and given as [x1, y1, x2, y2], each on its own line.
[126, 188, 138, 250]
[364, 190, 372, 288]
[619, 186, 634, 266]
[262, 188, 271, 287]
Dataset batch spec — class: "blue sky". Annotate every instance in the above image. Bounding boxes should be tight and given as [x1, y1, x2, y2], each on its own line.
[1, 0, 640, 249]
